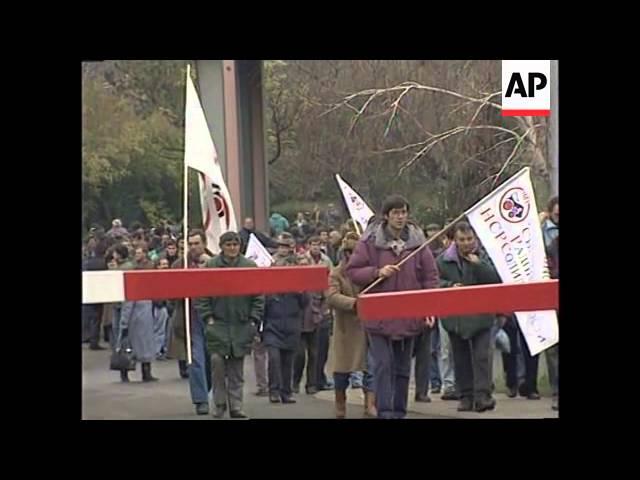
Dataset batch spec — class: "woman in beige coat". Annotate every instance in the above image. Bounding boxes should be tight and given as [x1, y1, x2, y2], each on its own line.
[327, 233, 376, 418]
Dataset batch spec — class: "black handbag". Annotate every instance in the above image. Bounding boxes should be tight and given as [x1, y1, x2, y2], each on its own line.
[109, 337, 137, 371]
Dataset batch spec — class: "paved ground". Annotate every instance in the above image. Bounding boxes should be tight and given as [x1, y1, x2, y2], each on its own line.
[82, 345, 558, 420]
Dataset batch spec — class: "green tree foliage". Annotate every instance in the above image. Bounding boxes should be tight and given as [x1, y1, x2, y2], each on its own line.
[82, 61, 187, 230]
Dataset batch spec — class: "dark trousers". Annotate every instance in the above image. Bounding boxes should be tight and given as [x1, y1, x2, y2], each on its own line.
[268, 346, 295, 397]
[501, 316, 521, 389]
[545, 344, 559, 397]
[449, 328, 492, 400]
[413, 329, 433, 397]
[316, 324, 331, 386]
[369, 334, 415, 419]
[430, 326, 442, 389]
[82, 304, 103, 348]
[294, 331, 318, 389]
[518, 329, 540, 395]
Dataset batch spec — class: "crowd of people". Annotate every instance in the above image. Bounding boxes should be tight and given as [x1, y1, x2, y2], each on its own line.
[82, 196, 559, 418]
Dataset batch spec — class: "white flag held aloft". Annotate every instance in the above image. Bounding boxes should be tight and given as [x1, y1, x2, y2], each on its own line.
[335, 174, 375, 233]
[245, 233, 274, 267]
[465, 167, 558, 356]
[184, 70, 238, 254]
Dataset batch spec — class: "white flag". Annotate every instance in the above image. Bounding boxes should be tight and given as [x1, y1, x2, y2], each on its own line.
[465, 168, 558, 356]
[184, 71, 238, 254]
[335, 174, 375, 233]
[245, 233, 274, 267]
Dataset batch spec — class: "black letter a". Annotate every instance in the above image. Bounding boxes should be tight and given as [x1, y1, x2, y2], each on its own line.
[506, 73, 527, 97]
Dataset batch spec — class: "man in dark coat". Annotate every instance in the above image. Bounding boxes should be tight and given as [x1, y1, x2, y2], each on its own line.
[263, 255, 309, 404]
[195, 232, 265, 419]
[346, 195, 440, 419]
[437, 221, 501, 413]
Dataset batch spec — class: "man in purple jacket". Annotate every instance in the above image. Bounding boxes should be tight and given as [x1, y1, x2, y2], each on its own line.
[346, 195, 440, 419]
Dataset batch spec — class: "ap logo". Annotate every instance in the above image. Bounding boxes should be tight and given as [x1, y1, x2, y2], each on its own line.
[502, 60, 551, 117]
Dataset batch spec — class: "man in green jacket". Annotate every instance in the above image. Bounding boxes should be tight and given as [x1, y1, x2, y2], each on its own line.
[195, 231, 265, 419]
[437, 221, 501, 413]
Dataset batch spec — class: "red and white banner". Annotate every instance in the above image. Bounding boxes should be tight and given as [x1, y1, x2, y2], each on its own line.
[357, 280, 558, 321]
[184, 71, 237, 253]
[82, 266, 329, 304]
[466, 167, 558, 355]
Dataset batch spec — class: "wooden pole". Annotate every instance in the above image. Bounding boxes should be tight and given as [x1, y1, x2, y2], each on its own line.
[183, 64, 193, 365]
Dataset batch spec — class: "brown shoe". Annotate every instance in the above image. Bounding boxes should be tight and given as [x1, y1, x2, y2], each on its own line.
[364, 391, 377, 418]
[335, 390, 347, 419]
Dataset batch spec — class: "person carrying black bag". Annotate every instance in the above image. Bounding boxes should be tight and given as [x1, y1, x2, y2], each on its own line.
[115, 299, 158, 383]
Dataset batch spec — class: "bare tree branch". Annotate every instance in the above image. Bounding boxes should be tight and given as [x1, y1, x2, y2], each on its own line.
[348, 90, 384, 135]
[374, 138, 432, 155]
[478, 127, 534, 189]
[466, 91, 502, 130]
[462, 137, 516, 166]
[383, 85, 415, 137]
[323, 81, 503, 121]
[395, 104, 437, 138]
[395, 125, 523, 177]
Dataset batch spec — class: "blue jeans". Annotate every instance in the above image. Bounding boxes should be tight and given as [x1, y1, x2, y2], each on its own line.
[188, 313, 211, 405]
[369, 333, 414, 419]
[334, 370, 373, 392]
[349, 371, 364, 387]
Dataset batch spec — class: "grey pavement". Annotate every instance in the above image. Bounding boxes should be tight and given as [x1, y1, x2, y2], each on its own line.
[82, 344, 558, 420]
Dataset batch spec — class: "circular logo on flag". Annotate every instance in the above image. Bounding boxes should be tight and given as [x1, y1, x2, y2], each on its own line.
[203, 180, 232, 230]
[213, 191, 231, 229]
[499, 187, 530, 223]
[350, 194, 365, 211]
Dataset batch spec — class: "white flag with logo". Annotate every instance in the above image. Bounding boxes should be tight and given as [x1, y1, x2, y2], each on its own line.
[335, 174, 375, 233]
[465, 168, 558, 356]
[245, 233, 274, 267]
[184, 71, 238, 254]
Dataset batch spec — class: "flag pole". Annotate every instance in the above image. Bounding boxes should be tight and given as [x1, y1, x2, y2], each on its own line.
[353, 219, 363, 236]
[183, 64, 193, 365]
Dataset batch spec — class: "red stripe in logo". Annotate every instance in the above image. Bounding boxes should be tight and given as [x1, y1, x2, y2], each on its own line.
[502, 109, 550, 117]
